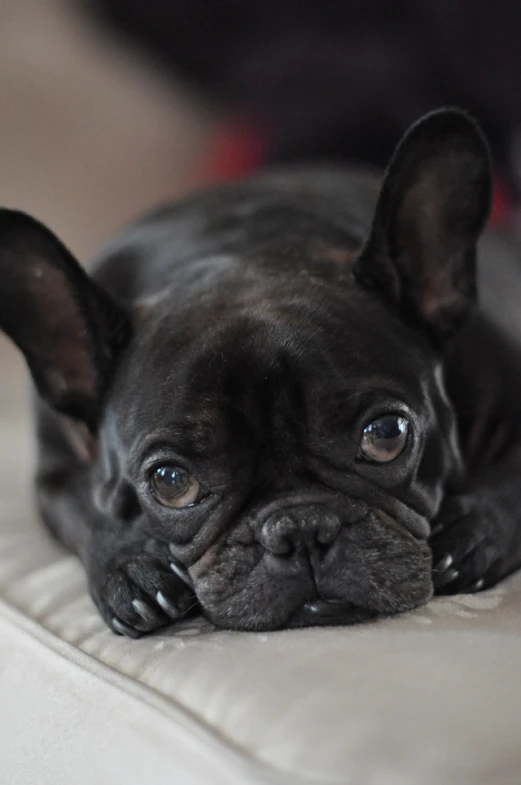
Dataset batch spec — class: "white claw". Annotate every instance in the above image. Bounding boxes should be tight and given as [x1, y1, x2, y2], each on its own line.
[435, 553, 453, 571]
[169, 560, 194, 589]
[156, 591, 180, 618]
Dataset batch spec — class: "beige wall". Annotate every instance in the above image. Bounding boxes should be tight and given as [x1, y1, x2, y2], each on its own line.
[0, 0, 214, 259]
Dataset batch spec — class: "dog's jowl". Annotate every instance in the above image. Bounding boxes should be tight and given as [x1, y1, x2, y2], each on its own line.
[2, 108, 521, 634]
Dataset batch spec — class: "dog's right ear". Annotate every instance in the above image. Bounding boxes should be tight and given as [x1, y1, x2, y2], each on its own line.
[0, 210, 131, 431]
[354, 109, 492, 343]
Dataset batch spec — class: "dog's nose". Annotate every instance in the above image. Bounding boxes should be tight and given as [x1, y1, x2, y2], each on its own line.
[259, 507, 341, 556]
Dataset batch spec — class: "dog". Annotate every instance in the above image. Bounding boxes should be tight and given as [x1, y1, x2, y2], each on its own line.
[1, 108, 520, 636]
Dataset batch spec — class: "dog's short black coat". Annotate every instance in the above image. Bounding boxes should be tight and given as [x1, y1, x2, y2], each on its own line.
[2, 109, 521, 635]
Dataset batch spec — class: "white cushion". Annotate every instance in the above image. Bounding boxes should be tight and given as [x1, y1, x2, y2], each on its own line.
[2, 335, 521, 785]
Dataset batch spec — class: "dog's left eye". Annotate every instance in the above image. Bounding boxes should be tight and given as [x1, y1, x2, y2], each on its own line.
[359, 414, 409, 463]
[150, 465, 203, 508]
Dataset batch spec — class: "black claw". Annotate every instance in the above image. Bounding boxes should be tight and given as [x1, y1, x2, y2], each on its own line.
[433, 553, 453, 572]
[434, 567, 460, 587]
[112, 617, 142, 638]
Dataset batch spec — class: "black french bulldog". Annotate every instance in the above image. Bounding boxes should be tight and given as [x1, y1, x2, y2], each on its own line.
[1, 109, 520, 636]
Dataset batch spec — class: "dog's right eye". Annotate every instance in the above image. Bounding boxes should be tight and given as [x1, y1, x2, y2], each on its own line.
[359, 414, 409, 463]
[149, 465, 202, 508]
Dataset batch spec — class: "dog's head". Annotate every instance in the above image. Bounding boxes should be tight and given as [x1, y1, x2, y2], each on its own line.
[0, 109, 491, 630]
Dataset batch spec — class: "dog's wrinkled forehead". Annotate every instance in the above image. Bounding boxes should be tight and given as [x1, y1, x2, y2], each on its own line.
[109, 284, 435, 460]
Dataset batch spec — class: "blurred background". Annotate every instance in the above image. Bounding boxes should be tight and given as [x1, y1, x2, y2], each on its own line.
[2, 0, 521, 410]
[2, 0, 521, 261]
[0, 0, 217, 259]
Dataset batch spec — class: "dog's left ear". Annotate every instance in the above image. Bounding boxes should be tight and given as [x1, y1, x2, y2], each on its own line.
[0, 210, 131, 431]
[355, 108, 492, 342]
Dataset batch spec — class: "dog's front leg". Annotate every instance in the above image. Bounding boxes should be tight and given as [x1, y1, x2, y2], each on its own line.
[37, 467, 197, 637]
[430, 445, 521, 594]
[0, 209, 199, 636]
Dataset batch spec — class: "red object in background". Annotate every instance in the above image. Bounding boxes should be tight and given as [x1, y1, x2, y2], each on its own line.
[200, 119, 517, 229]
[490, 177, 515, 227]
[199, 118, 268, 183]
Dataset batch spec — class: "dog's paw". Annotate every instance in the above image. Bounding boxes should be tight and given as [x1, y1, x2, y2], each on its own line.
[88, 539, 196, 638]
[429, 495, 504, 594]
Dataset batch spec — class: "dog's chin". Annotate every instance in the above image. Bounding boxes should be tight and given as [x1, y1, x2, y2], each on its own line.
[200, 588, 430, 632]
[211, 601, 381, 632]
[194, 552, 434, 632]
[286, 599, 380, 630]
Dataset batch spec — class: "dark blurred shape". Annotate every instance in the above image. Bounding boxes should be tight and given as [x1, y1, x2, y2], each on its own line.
[89, 1, 521, 191]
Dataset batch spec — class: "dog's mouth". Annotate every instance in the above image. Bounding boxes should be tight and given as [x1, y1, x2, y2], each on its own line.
[191, 516, 433, 632]
[284, 597, 381, 629]
[185, 487, 434, 631]
[304, 598, 356, 615]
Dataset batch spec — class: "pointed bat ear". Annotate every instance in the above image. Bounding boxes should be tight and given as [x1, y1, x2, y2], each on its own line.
[355, 108, 492, 342]
[0, 209, 131, 430]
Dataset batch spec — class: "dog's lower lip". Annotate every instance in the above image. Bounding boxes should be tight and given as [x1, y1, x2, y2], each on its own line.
[303, 599, 352, 616]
